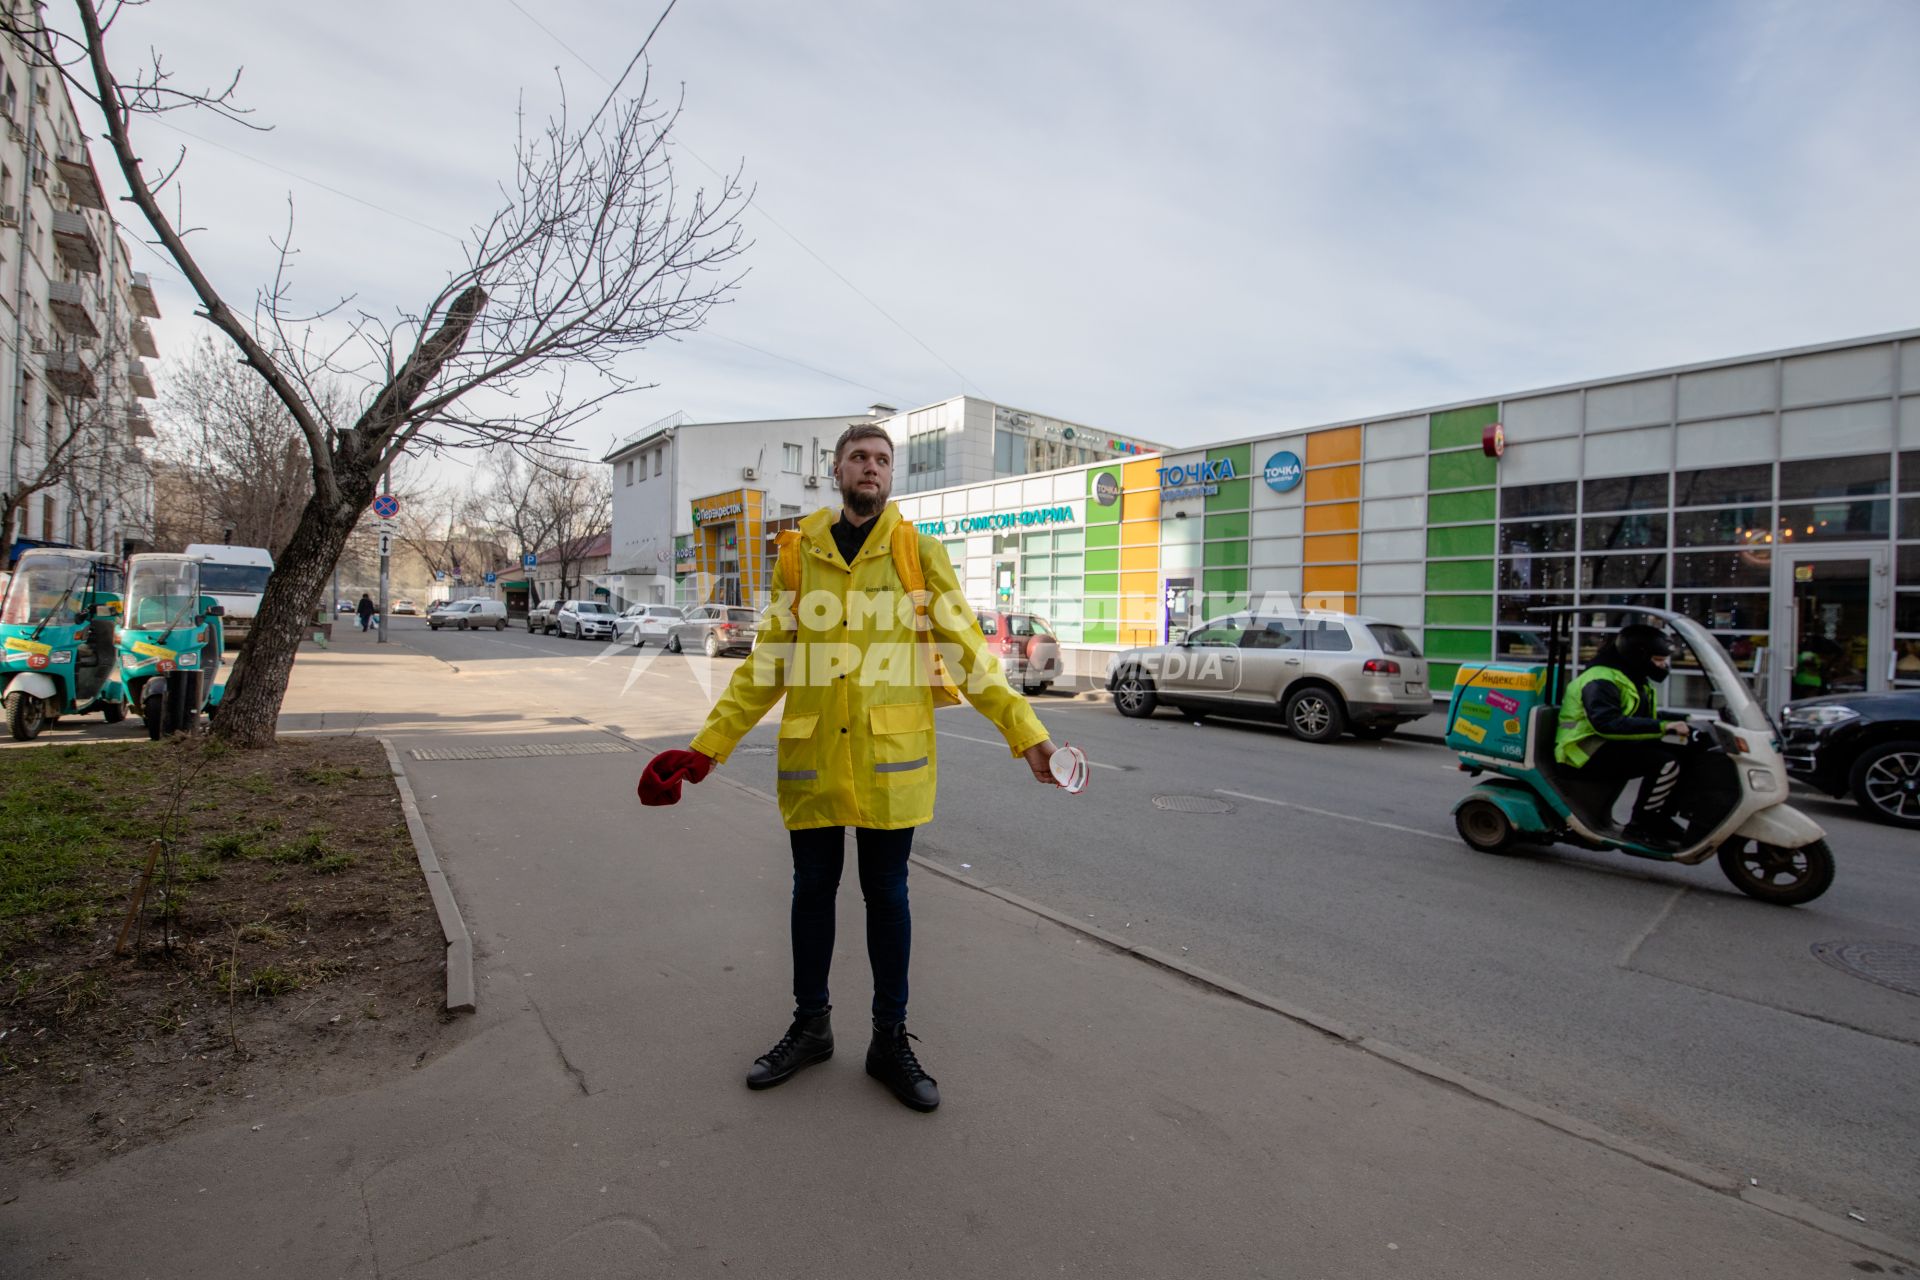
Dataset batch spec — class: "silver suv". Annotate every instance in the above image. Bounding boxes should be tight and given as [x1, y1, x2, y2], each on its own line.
[1107, 610, 1430, 741]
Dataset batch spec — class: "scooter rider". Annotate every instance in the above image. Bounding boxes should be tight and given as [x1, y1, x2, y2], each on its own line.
[1554, 623, 1696, 843]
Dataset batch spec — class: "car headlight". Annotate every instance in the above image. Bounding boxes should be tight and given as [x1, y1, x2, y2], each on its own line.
[1782, 705, 1860, 728]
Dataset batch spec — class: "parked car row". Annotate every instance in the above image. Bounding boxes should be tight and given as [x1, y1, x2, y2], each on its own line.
[428, 599, 509, 630]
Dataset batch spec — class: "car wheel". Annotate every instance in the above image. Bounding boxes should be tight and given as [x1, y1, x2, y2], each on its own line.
[528, 619, 537, 632]
[1717, 837, 1835, 906]
[1848, 739, 1920, 828]
[668, 634, 682, 653]
[1112, 668, 1157, 718]
[705, 632, 721, 658]
[1285, 686, 1346, 743]
[1455, 798, 1517, 854]
[496, 621, 505, 631]
[460, 619, 470, 630]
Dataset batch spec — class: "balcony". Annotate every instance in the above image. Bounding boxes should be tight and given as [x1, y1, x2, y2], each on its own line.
[48, 279, 100, 340]
[128, 358, 155, 398]
[127, 405, 155, 438]
[44, 349, 97, 399]
[130, 272, 160, 319]
[131, 317, 158, 358]
[55, 156, 106, 211]
[51, 209, 100, 274]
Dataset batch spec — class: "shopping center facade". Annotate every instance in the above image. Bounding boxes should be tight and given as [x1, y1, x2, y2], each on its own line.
[892, 328, 1920, 712]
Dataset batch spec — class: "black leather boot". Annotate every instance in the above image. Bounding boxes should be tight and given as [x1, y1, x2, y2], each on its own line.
[866, 1022, 939, 1112]
[746, 1010, 833, 1090]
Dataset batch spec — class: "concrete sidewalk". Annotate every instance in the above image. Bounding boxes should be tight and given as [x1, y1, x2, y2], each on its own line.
[1, 636, 1907, 1277]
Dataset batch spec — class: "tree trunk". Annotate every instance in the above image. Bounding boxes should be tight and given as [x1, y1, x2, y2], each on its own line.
[209, 468, 379, 747]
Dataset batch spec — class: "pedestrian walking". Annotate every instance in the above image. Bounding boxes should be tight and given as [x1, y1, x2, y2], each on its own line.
[356, 593, 376, 632]
[639, 423, 1059, 1112]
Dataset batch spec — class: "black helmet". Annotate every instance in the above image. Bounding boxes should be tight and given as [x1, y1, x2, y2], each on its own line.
[1612, 623, 1673, 682]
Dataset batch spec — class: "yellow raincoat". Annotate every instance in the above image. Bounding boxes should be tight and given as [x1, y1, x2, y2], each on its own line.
[688, 504, 1049, 830]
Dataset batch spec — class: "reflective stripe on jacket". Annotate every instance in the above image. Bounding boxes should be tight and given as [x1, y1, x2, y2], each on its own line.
[689, 503, 1048, 830]
[1554, 665, 1661, 767]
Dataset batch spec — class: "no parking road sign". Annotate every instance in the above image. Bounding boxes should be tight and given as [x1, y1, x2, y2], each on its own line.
[372, 493, 401, 520]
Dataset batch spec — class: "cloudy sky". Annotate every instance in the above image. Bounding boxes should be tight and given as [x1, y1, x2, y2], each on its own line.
[96, 0, 1920, 467]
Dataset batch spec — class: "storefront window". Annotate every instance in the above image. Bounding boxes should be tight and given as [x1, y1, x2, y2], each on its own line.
[1496, 629, 1549, 659]
[1583, 473, 1669, 512]
[1581, 552, 1666, 590]
[1582, 513, 1668, 551]
[1500, 481, 1577, 519]
[1673, 506, 1769, 548]
[1778, 453, 1889, 502]
[1900, 498, 1919, 541]
[1901, 450, 1920, 493]
[1500, 555, 1574, 592]
[1498, 594, 1570, 624]
[1775, 500, 1889, 543]
[1499, 519, 1574, 555]
[1901, 544, 1920, 587]
[1670, 591, 1772, 630]
[1674, 464, 1773, 508]
[1894, 637, 1920, 687]
[1674, 550, 1771, 589]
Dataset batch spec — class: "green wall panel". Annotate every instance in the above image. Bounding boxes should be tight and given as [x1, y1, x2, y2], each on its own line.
[1084, 572, 1119, 594]
[1428, 661, 1461, 690]
[1086, 522, 1120, 549]
[1430, 404, 1498, 451]
[1426, 558, 1495, 591]
[1206, 510, 1250, 541]
[1429, 449, 1498, 491]
[1083, 621, 1119, 644]
[1203, 540, 1249, 568]
[1426, 524, 1496, 559]
[1423, 628, 1494, 661]
[1202, 568, 1248, 596]
[1203, 591, 1249, 618]
[1086, 547, 1120, 574]
[1086, 467, 1122, 523]
[1205, 477, 1251, 512]
[1427, 488, 1496, 525]
[1425, 594, 1493, 626]
[1219, 443, 1251, 472]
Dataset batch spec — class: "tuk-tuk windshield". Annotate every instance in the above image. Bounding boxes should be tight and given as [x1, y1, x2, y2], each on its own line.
[127, 560, 202, 631]
[1664, 613, 1773, 734]
[0, 555, 91, 626]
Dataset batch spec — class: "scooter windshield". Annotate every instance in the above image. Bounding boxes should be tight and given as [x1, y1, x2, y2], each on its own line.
[1666, 613, 1772, 734]
[127, 562, 202, 633]
[0, 558, 89, 626]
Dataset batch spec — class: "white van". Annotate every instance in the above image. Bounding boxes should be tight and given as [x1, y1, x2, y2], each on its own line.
[183, 544, 274, 648]
[428, 598, 508, 630]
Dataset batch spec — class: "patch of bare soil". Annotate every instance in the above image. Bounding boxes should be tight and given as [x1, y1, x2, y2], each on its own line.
[0, 734, 465, 1183]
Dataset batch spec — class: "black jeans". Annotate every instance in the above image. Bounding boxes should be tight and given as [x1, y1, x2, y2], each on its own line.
[1585, 740, 1685, 823]
[788, 826, 913, 1027]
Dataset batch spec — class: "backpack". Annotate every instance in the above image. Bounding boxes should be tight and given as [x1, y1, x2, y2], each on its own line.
[775, 524, 961, 707]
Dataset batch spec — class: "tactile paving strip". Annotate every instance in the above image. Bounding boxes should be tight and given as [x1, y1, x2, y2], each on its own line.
[409, 741, 634, 761]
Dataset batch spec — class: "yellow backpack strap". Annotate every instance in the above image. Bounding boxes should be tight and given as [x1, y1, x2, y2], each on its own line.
[891, 525, 960, 705]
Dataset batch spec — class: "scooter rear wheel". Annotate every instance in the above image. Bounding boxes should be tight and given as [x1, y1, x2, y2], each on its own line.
[1455, 798, 1519, 855]
[1717, 837, 1834, 906]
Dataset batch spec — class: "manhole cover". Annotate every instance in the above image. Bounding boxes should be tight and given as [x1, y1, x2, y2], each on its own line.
[1152, 794, 1234, 814]
[410, 741, 633, 761]
[1810, 940, 1920, 998]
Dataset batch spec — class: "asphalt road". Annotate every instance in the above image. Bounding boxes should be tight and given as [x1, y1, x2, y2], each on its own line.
[39, 616, 1920, 1239]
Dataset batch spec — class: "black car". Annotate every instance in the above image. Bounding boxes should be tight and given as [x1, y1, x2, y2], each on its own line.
[1779, 690, 1920, 828]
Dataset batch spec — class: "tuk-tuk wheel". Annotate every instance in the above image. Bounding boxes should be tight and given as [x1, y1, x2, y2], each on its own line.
[1455, 798, 1518, 855]
[5, 692, 45, 741]
[102, 700, 127, 724]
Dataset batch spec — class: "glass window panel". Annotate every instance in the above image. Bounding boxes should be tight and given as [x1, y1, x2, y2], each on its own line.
[1054, 553, 1084, 577]
[1500, 481, 1577, 518]
[1581, 553, 1667, 590]
[1025, 531, 1053, 552]
[1674, 549, 1771, 589]
[1583, 473, 1669, 512]
[1578, 593, 1666, 620]
[1778, 453, 1890, 501]
[1898, 593, 1919, 634]
[1496, 629, 1549, 659]
[1674, 463, 1773, 507]
[1022, 554, 1050, 575]
[1053, 528, 1085, 552]
[1670, 591, 1772, 630]
[1776, 500, 1890, 543]
[1499, 519, 1575, 555]
[1498, 593, 1571, 624]
[1895, 638, 1920, 679]
[1309, 621, 1354, 653]
[1582, 513, 1668, 551]
[1901, 497, 1919, 541]
[1902, 450, 1920, 495]
[1901, 544, 1920, 587]
[1673, 506, 1771, 548]
[1499, 555, 1575, 592]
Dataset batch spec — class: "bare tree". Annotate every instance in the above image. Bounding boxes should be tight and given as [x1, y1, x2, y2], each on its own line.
[531, 459, 611, 602]
[8, 1, 748, 745]
[471, 448, 558, 576]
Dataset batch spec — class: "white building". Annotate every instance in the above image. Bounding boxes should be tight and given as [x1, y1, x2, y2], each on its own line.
[0, 23, 160, 561]
[600, 398, 1160, 608]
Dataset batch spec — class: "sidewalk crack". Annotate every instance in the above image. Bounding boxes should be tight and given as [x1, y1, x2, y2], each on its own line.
[529, 997, 593, 1096]
[359, 1178, 384, 1279]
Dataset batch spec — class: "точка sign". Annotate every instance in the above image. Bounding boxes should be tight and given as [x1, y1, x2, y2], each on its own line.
[1262, 451, 1302, 493]
[1158, 457, 1236, 500]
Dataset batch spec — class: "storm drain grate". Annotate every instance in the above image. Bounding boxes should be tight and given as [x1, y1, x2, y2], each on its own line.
[1152, 794, 1235, 814]
[1810, 940, 1920, 999]
[409, 741, 634, 761]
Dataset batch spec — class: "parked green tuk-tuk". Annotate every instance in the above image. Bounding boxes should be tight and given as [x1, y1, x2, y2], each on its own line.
[118, 553, 226, 739]
[0, 548, 129, 739]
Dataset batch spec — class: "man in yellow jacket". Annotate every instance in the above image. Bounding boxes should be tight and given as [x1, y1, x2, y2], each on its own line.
[639, 424, 1059, 1112]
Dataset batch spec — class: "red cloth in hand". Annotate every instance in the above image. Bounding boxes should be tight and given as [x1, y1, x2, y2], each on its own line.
[638, 749, 714, 806]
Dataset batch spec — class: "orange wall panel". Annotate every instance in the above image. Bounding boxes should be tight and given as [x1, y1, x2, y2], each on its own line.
[1305, 464, 1360, 503]
[1303, 533, 1359, 563]
[1306, 426, 1361, 466]
[1304, 502, 1359, 534]
[1121, 521, 1159, 549]
[1304, 564, 1358, 594]
[1121, 459, 1162, 522]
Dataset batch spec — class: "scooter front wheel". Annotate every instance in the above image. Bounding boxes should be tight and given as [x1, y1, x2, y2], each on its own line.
[5, 692, 45, 741]
[1455, 798, 1519, 855]
[1717, 837, 1834, 907]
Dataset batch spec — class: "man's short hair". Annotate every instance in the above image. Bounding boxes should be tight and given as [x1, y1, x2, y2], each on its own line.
[833, 423, 894, 463]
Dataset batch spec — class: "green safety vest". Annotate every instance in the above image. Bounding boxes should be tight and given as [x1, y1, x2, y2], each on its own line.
[1554, 666, 1661, 768]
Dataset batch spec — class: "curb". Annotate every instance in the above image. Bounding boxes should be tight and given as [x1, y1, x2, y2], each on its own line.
[380, 737, 477, 1014]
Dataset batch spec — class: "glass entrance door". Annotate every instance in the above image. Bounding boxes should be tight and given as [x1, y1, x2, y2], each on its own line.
[1771, 546, 1890, 712]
